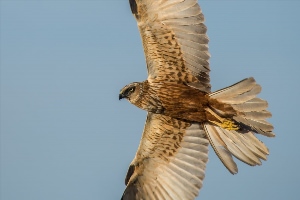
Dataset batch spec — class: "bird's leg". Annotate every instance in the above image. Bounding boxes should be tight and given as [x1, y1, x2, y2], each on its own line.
[205, 107, 239, 130]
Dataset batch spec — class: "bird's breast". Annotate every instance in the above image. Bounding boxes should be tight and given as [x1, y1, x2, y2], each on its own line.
[147, 82, 210, 122]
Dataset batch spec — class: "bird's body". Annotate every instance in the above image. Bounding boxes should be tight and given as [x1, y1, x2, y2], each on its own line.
[121, 80, 236, 123]
[118, 0, 275, 199]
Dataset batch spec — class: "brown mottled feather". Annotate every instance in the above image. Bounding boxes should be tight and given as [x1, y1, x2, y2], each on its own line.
[121, 113, 209, 200]
[132, 0, 211, 92]
[132, 80, 236, 123]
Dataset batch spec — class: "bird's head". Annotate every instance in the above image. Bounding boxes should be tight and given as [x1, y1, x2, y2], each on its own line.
[119, 82, 143, 104]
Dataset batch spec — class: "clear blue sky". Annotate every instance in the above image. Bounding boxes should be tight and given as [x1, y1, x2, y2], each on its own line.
[1, 1, 299, 200]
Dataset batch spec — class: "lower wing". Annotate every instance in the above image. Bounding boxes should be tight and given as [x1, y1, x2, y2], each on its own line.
[121, 113, 209, 200]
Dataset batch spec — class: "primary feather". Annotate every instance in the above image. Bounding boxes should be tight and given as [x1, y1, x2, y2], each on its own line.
[121, 114, 209, 200]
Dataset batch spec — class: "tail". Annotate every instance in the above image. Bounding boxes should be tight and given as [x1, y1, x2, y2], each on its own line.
[203, 77, 275, 174]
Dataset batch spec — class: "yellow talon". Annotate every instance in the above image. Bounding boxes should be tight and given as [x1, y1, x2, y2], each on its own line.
[208, 119, 239, 130]
[205, 107, 239, 131]
[221, 119, 239, 130]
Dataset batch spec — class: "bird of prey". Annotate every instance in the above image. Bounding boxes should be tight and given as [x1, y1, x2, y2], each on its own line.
[119, 0, 275, 199]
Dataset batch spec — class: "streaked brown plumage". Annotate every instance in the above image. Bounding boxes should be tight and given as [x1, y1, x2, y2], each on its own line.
[120, 80, 236, 123]
[119, 0, 275, 199]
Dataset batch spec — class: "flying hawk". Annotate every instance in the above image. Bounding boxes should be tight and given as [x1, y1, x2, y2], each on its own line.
[119, 0, 275, 199]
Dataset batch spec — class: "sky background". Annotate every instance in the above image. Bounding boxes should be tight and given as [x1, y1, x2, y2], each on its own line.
[1, 1, 299, 200]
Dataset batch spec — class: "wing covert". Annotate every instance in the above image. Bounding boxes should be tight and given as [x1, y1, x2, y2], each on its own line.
[131, 0, 211, 92]
[121, 113, 209, 200]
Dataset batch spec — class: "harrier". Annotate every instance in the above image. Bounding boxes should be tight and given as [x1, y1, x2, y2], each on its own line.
[119, 0, 275, 199]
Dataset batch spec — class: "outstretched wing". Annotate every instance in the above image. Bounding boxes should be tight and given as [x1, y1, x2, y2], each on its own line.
[130, 0, 211, 92]
[121, 113, 209, 200]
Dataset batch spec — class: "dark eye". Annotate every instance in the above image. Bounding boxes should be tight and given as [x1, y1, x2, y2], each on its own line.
[129, 87, 135, 92]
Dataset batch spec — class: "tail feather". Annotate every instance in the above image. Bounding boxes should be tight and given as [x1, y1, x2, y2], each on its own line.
[224, 84, 261, 104]
[231, 98, 268, 112]
[210, 77, 274, 137]
[243, 110, 272, 120]
[215, 126, 261, 166]
[204, 77, 274, 173]
[243, 132, 270, 154]
[234, 132, 267, 160]
[212, 82, 262, 104]
[210, 77, 256, 100]
[203, 124, 238, 174]
[234, 116, 275, 137]
[203, 123, 270, 174]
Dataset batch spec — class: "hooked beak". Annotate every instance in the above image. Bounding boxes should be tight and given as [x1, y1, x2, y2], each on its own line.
[119, 93, 124, 100]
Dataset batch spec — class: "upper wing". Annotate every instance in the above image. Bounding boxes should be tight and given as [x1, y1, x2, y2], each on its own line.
[130, 0, 211, 92]
[121, 113, 209, 200]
